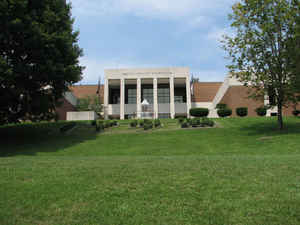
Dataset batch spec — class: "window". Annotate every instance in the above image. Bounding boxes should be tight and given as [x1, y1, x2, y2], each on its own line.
[158, 88, 170, 103]
[127, 89, 136, 104]
[142, 88, 153, 104]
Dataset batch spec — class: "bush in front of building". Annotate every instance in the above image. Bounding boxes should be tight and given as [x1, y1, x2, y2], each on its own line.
[96, 120, 104, 132]
[236, 107, 248, 117]
[190, 108, 209, 117]
[181, 121, 189, 128]
[91, 120, 97, 126]
[130, 120, 138, 128]
[143, 121, 153, 130]
[154, 119, 161, 128]
[217, 108, 232, 118]
[292, 110, 300, 116]
[201, 118, 215, 127]
[138, 120, 144, 127]
[255, 107, 267, 116]
[177, 117, 185, 124]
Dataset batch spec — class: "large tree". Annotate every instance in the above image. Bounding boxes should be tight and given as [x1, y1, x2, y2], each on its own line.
[0, 0, 83, 124]
[223, 0, 300, 129]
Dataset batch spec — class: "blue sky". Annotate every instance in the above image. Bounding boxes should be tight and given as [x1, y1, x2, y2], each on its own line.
[69, 0, 236, 84]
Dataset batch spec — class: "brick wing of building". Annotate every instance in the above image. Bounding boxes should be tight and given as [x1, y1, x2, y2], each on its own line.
[56, 67, 295, 120]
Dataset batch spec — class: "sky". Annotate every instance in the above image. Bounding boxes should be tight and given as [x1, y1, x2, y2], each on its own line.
[69, 0, 237, 84]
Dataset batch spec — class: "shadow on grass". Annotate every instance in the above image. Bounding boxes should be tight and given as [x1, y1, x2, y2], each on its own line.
[238, 117, 300, 136]
[0, 122, 98, 157]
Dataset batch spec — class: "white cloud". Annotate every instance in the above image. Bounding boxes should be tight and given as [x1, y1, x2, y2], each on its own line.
[70, 0, 235, 20]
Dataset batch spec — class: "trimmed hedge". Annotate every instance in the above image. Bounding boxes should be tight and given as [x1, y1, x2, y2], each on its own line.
[189, 108, 209, 117]
[130, 120, 138, 128]
[255, 107, 267, 116]
[154, 119, 161, 128]
[60, 122, 76, 133]
[236, 107, 248, 117]
[217, 108, 232, 118]
[178, 117, 185, 124]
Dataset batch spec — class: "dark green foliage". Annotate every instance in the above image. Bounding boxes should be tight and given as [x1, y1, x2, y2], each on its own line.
[96, 121, 104, 132]
[0, 0, 84, 125]
[91, 120, 97, 126]
[201, 118, 215, 127]
[104, 121, 111, 128]
[139, 120, 144, 127]
[255, 107, 267, 117]
[143, 122, 153, 130]
[60, 122, 76, 133]
[130, 120, 138, 128]
[191, 118, 200, 127]
[216, 104, 227, 109]
[190, 108, 209, 117]
[154, 119, 161, 128]
[181, 122, 189, 128]
[178, 117, 185, 124]
[236, 107, 248, 117]
[217, 108, 232, 118]
[113, 120, 118, 126]
[292, 110, 300, 116]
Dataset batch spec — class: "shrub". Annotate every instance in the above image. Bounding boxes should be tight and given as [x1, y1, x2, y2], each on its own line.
[60, 122, 76, 133]
[103, 121, 110, 128]
[96, 121, 104, 132]
[255, 107, 267, 116]
[190, 118, 201, 127]
[178, 117, 185, 124]
[190, 108, 209, 117]
[113, 120, 118, 126]
[139, 120, 144, 127]
[201, 118, 215, 127]
[91, 120, 97, 126]
[143, 119, 152, 124]
[236, 107, 248, 117]
[130, 120, 138, 128]
[292, 110, 300, 116]
[181, 122, 189, 128]
[217, 108, 232, 117]
[143, 122, 153, 130]
[216, 103, 227, 109]
[154, 119, 161, 128]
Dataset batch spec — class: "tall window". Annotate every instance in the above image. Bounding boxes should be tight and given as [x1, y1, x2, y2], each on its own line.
[142, 88, 153, 104]
[158, 88, 170, 103]
[127, 89, 136, 104]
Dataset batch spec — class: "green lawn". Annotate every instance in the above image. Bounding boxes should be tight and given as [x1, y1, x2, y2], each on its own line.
[1, 117, 300, 224]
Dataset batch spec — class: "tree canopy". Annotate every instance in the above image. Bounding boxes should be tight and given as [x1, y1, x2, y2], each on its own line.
[0, 0, 83, 124]
[223, 0, 300, 129]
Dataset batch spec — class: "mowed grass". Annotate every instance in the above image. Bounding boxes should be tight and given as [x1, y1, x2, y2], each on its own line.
[1, 117, 300, 225]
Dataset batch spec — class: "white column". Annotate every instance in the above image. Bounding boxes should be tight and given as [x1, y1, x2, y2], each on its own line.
[170, 76, 175, 119]
[120, 78, 125, 120]
[137, 78, 142, 118]
[153, 77, 158, 119]
[186, 76, 192, 118]
[104, 78, 109, 119]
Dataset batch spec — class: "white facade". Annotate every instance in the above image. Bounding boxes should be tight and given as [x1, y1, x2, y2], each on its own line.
[104, 67, 191, 119]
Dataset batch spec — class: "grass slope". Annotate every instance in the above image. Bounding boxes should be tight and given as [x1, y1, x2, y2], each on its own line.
[1, 117, 300, 225]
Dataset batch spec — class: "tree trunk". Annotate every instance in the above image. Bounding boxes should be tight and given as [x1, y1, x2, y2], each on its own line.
[277, 101, 284, 130]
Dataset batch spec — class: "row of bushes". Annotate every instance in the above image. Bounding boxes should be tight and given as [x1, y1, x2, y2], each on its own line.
[91, 120, 118, 132]
[179, 118, 215, 128]
[189, 105, 271, 118]
[130, 119, 161, 130]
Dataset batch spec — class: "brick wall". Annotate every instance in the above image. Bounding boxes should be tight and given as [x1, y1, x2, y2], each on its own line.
[55, 98, 76, 120]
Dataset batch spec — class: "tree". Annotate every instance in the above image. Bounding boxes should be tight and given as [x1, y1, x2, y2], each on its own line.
[222, 0, 300, 130]
[0, 0, 84, 125]
[76, 95, 102, 114]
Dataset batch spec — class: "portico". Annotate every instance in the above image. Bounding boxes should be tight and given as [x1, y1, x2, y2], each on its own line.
[104, 67, 191, 119]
